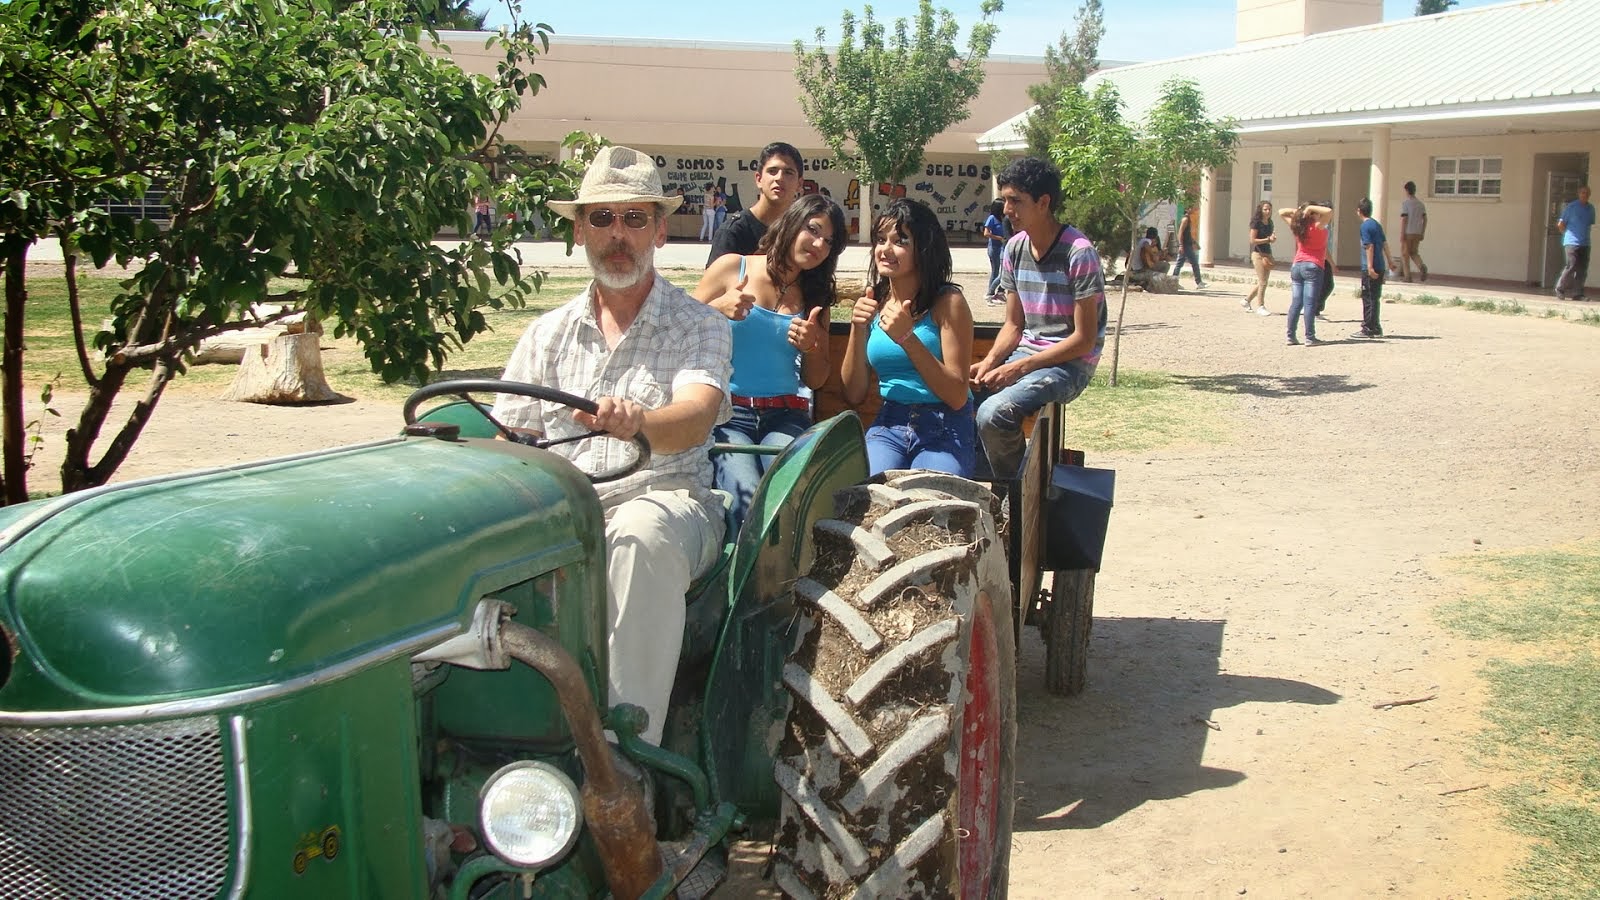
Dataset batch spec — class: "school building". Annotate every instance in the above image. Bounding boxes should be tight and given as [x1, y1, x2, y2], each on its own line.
[980, 0, 1600, 288]
[430, 32, 1048, 242]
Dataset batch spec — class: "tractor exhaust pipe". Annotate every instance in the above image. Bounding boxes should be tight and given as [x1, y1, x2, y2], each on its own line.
[500, 621, 665, 900]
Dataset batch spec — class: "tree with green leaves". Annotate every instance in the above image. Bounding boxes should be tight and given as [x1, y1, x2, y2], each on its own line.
[1050, 78, 1238, 385]
[1016, 0, 1121, 260]
[1021, 0, 1103, 158]
[1415, 0, 1458, 14]
[794, 0, 1003, 243]
[0, 0, 581, 500]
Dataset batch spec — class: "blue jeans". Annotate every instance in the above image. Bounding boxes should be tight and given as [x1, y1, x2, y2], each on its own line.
[1288, 261, 1322, 341]
[987, 243, 1003, 297]
[866, 399, 976, 478]
[975, 352, 1093, 479]
[712, 404, 810, 526]
[1171, 241, 1202, 282]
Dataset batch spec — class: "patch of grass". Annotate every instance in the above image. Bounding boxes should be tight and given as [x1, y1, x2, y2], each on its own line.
[1437, 540, 1600, 898]
[1577, 310, 1600, 327]
[1069, 368, 1233, 453]
[1437, 543, 1600, 643]
[1481, 656, 1600, 899]
[1410, 292, 1443, 305]
[1542, 308, 1565, 319]
[18, 272, 593, 402]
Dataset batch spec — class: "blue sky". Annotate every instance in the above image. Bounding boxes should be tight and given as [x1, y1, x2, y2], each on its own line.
[478, 0, 1502, 62]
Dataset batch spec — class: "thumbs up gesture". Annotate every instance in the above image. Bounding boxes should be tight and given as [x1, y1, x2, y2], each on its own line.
[850, 285, 879, 328]
[789, 305, 828, 353]
[712, 272, 756, 321]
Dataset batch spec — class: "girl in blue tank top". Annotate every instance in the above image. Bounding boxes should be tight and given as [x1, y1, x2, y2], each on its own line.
[692, 194, 847, 525]
[841, 199, 976, 478]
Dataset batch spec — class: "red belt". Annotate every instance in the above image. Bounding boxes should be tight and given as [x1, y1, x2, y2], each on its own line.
[732, 394, 809, 410]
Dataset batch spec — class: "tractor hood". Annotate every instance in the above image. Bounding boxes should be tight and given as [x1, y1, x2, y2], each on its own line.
[0, 436, 605, 714]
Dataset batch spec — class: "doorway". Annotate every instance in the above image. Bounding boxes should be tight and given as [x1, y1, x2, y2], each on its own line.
[1529, 153, 1588, 287]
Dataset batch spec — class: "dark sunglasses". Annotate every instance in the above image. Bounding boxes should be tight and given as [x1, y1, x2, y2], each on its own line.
[586, 209, 653, 230]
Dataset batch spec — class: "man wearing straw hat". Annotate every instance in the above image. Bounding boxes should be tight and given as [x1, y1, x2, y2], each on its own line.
[493, 145, 733, 746]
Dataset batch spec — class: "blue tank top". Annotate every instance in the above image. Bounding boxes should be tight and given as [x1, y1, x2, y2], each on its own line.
[728, 257, 801, 397]
[866, 311, 945, 404]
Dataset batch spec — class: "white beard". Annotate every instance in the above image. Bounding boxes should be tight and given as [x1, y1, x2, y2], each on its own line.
[586, 239, 656, 291]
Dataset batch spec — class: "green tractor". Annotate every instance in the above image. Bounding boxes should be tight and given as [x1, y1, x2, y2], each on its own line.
[0, 379, 1025, 899]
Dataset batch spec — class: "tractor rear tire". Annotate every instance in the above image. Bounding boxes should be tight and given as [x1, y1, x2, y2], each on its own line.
[773, 472, 1016, 899]
[1043, 568, 1095, 696]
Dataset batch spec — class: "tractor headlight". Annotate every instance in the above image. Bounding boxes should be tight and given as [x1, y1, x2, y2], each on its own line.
[479, 761, 583, 868]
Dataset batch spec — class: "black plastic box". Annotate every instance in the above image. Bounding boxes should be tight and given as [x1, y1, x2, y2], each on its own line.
[1042, 464, 1115, 571]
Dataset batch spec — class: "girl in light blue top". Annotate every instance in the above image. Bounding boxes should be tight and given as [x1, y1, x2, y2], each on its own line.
[693, 194, 846, 523]
[841, 199, 976, 477]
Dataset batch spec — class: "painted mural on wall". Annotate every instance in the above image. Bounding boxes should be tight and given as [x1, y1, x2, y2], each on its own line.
[650, 150, 995, 240]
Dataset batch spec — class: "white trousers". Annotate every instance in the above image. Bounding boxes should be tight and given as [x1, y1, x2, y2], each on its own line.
[605, 489, 722, 745]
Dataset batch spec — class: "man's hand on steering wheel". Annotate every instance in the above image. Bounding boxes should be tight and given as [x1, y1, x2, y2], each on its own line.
[576, 397, 647, 443]
[402, 379, 651, 484]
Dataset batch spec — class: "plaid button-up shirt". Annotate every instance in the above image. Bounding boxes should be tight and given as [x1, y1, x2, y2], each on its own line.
[492, 274, 733, 512]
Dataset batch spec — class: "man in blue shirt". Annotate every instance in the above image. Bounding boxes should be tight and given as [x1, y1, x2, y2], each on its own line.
[1353, 198, 1387, 338]
[1556, 185, 1594, 301]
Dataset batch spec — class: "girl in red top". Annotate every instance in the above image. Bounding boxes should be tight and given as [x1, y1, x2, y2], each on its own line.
[1279, 202, 1333, 345]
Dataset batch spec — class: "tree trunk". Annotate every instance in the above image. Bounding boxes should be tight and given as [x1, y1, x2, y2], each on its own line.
[2, 239, 29, 504]
[1108, 225, 1138, 388]
[858, 168, 874, 246]
[221, 333, 341, 404]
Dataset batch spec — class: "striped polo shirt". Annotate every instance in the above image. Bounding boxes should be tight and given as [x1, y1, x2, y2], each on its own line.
[998, 223, 1108, 369]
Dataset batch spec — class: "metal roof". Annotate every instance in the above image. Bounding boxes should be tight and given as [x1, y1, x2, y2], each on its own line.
[980, 0, 1600, 149]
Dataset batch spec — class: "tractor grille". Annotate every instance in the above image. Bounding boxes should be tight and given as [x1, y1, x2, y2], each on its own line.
[0, 717, 232, 899]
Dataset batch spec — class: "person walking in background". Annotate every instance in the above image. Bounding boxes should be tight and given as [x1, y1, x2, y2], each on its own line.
[1241, 200, 1276, 315]
[1280, 201, 1332, 346]
[841, 199, 976, 478]
[691, 194, 845, 523]
[713, 185, 728, 235]
[472, 194, 492, 239]
[1353, 198, 1387, 338]
[1170, 206, 1206, 289]
[982, 199, 1010, 305]
[1398, 181, 1428, 282]
[698, 182, 717, 241]
[1556, 184, 1594, 301]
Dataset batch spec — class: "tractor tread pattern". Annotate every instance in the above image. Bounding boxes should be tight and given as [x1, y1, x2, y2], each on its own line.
[774, 472, 1007, 898]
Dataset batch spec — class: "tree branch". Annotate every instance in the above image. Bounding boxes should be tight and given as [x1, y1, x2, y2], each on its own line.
[59, 231, 102, 389]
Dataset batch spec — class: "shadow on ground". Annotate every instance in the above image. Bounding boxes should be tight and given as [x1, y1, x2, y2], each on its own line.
[1013, 616, 1339, 832]
[1172, 372, 1375, 398]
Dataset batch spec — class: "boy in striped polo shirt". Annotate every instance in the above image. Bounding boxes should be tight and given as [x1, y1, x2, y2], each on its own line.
[971, 157, 1108, 480]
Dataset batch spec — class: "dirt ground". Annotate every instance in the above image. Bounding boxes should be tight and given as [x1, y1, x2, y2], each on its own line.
[27, 271, 1600, 897]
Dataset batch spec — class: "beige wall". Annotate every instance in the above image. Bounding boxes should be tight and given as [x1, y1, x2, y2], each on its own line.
[429, 34, 1041, 240]
[1236, 0, 1382, 46]
[1229, 131, 1600, 281]
[432, 34, 1042, 157]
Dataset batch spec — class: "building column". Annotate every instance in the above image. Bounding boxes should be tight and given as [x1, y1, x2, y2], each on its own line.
[1369, 125, 1392, 231]
[1198, 168, 1217, 266]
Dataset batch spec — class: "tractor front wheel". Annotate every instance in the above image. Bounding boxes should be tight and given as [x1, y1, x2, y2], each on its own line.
[773, 472, 1016, 898]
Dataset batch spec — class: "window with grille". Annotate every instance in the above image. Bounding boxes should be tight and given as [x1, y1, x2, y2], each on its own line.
[1431, 156, 1502, 198]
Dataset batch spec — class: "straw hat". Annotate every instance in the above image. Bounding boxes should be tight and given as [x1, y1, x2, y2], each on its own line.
[546, 145, 683, 220]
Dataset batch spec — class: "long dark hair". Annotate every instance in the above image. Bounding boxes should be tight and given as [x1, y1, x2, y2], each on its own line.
[755, 193, 846, 314]
[1250, 200, 1271, 230]
[869, 199, 953, 317]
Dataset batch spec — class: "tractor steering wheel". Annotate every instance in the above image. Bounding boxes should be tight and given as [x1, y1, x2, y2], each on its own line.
[402, 379, 651, 485]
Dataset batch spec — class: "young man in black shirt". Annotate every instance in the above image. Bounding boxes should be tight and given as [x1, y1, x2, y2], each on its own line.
[706, 142, 804, 265]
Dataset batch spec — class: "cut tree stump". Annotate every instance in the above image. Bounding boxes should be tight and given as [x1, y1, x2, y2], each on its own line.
[221, 333, 344, 404]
